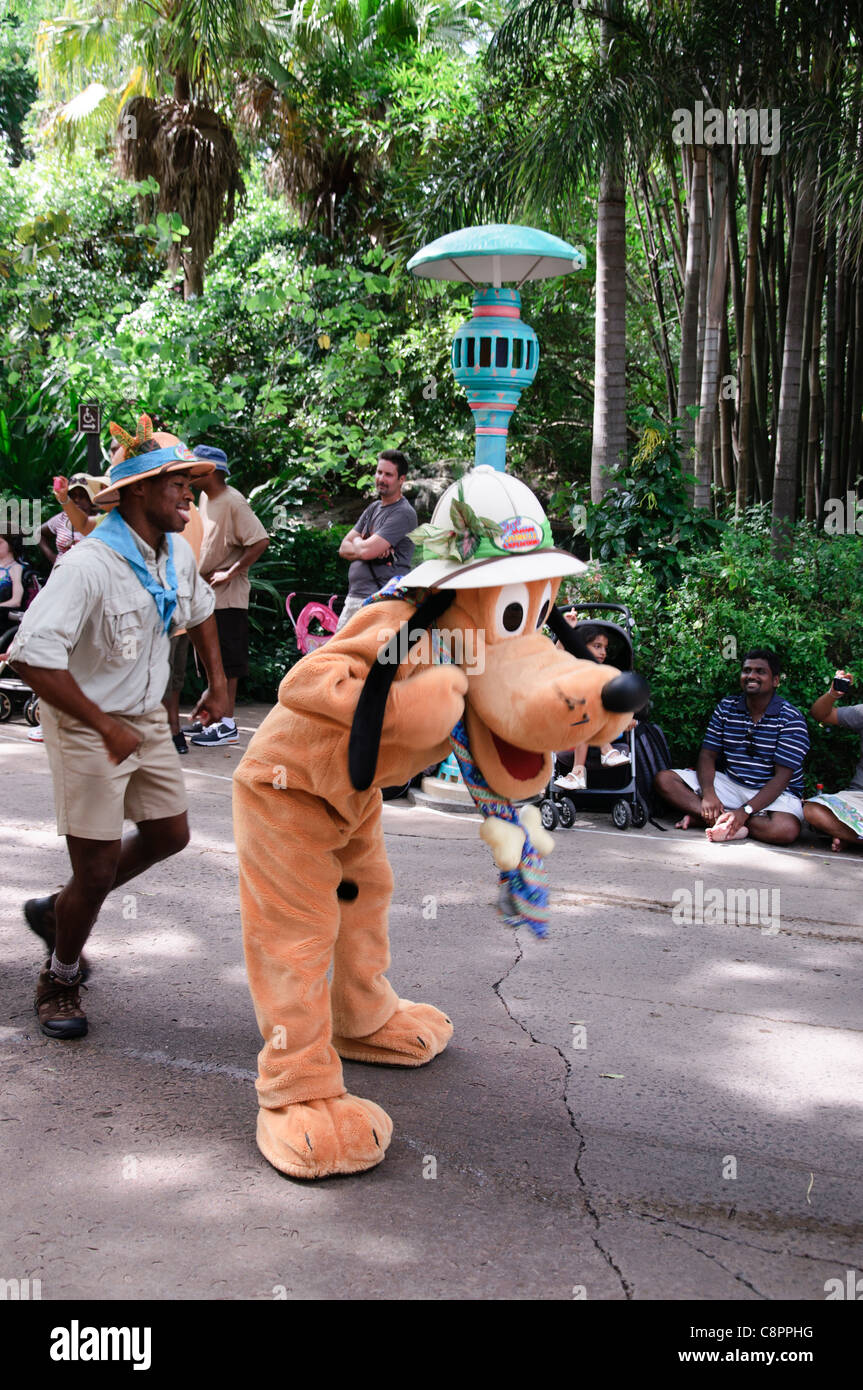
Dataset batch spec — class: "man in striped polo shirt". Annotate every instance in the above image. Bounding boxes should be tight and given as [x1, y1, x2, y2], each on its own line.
[655, 649, 809, 844]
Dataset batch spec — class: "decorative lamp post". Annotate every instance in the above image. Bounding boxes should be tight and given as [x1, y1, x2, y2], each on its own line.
[407, 225, 586, 472]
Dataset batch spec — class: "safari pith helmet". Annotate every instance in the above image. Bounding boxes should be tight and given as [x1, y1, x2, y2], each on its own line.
[401, 465, 587, 590]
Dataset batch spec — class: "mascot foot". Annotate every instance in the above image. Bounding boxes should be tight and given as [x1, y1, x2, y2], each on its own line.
[333, 999, 453, 1067]
[256, 1094, 392, 1180]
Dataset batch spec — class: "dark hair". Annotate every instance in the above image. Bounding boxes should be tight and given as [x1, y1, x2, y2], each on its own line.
[1, 532, 23, 559]
[742, 647, 780, 676]
[579, 624, 603, 645]
[378, 449, 408, 478]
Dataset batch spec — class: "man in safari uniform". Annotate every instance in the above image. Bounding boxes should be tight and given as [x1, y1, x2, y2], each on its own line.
[8, 438, 228, 1040]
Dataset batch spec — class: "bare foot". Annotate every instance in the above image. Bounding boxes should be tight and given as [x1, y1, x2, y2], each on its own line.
[675, 815, 691, 830]
[706, 813, 749, 843]
[831, 837, 846, 853]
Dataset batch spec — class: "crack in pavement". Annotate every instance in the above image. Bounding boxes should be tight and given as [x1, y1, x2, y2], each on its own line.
[645, 1217, 768, 1298]
[493, 927, 633, 1298]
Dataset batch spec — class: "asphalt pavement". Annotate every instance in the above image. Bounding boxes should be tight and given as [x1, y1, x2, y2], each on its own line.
[1, 706, 861, 1301]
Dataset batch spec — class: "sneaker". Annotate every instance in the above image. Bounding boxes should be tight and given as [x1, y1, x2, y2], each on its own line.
[601, 746, 631, 767]
[554, 769, 586, 791]
[189, 720, 239, 747]
[24, 896, 91, 982]
[172, 731, 189, 755]
[34, 963, 88, 1040]
[27, 724, 43, 742]
[185, 720, 204, 735]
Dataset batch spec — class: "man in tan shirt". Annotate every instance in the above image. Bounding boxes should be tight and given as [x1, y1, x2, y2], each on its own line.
[187, 447, 269, 747]
[8, 441, 227, 1040]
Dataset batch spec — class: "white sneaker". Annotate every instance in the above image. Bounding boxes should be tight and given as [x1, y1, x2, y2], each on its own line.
[554, 769, 586, 791]
[189, 720, 239, 747]
[27, 724, 43, 743]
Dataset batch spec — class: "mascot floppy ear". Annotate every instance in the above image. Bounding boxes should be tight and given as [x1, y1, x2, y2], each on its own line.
[348, 588, 455, 791]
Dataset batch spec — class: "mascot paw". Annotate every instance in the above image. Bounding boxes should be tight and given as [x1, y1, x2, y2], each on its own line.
[333, 999, 453, 1067]
[520, 803, 554, 857]
[480, 815, 526, 870]
[256, 1094, 392, 1180]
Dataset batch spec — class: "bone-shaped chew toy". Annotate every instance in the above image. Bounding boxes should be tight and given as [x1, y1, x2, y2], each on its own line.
[479, 804, 555, 870]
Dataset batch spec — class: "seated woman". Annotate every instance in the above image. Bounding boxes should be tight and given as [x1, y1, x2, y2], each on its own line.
[803, 670, 863, 852]
[554, 617, 633, 791]
[0, 531, 25, 622]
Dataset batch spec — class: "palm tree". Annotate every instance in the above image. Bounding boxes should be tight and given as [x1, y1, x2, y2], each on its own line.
[235, 0, 482, 242]
[34, 0, 267, 296]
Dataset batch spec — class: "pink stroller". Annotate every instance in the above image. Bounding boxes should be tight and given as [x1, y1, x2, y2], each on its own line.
[285, 593, 341, 655]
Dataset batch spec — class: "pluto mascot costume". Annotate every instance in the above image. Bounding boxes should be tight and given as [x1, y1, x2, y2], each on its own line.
[233, 467, 645, 1179]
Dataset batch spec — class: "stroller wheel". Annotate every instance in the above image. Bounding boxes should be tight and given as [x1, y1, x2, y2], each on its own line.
[539, 798, 559, 830]
[557, 796, 577, 829]
[24, 694, 39, 726]
[612, 799, 633, 830]
[0, 691, 11, 721]
[631, 797, 647, 829]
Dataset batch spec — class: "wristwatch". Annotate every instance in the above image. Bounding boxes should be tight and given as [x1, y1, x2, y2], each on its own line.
[743, 803, 755, 817]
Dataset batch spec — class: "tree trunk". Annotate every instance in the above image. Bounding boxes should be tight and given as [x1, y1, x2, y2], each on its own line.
[806, 243, 826, 522]
[737, 152, 765, 512]
[772, 154, 817, 552]
[694, 151, 729, 508]
[678, 146, 705, 463]
[590, 151, 627, 499]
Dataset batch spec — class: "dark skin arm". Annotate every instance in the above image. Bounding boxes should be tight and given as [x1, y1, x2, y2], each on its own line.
[185, 613, 229, 725]
[811, 670, 853, 726]
[8, 664, 143, 764]
[695, 747, 723, 823]
[38, 523, 58, 567]
[202, 537, 269, 588]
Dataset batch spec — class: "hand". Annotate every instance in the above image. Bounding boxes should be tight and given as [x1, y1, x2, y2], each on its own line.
[53, 475, 69, 503]
[564, 608, 578, 627]
[832, 668, 854, 688]
[101, 717, 142, 766]
[700, 791, 723, 825]
[191, 685, 229, 728]
[205, 570, 233, 587]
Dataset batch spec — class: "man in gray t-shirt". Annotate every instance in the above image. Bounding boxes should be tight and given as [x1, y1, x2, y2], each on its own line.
[336, 450, 418, 630]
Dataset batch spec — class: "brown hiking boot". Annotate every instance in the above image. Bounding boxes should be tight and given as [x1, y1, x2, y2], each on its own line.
[34, 964, 88, 1040]
[24, 897, 91, 982]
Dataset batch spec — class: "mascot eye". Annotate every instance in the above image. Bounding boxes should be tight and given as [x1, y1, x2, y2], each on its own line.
[535, 582, 552, 628]
[493, 583, 530, 638]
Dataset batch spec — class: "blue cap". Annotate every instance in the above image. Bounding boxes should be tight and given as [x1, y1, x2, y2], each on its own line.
[193, 445, 230, 475]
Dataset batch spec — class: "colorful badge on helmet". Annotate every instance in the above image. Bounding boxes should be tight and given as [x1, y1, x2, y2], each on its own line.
[498, 516, 543, 552]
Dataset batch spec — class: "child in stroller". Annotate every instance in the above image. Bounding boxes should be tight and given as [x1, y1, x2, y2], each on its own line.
[554, 616, 633, 791]
[0, 536, 43, 727]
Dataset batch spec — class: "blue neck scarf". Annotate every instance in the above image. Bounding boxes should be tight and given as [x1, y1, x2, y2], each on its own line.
[92, 510, 178, 634]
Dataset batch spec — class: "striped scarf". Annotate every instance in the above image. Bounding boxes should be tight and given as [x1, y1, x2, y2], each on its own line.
[363, 581, 550, 937]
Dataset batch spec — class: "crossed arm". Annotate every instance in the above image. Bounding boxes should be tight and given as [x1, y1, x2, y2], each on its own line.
[338, 529, 393, 563]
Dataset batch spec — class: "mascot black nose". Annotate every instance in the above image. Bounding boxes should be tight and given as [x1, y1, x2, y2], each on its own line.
[601, 672, 650, 713]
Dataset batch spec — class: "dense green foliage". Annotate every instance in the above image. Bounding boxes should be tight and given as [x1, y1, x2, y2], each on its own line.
[563, 515, 863, 797]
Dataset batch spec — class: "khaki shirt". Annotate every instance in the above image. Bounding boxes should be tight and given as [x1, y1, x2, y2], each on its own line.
[197, 486, 268, 610]
[8, 526, 215, 715]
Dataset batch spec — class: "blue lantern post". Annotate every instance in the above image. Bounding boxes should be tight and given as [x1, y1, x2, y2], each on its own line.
[407, 225, 586, 472]
[407, 226, 586, 808]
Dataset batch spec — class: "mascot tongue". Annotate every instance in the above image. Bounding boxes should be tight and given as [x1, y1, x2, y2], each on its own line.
[491, 731, 544, 781]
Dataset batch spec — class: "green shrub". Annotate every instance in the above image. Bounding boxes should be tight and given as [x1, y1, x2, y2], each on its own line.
[563, 513, 863, 796]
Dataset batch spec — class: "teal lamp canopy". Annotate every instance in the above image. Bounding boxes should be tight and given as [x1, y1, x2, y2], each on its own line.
[408, 225, 585, 470]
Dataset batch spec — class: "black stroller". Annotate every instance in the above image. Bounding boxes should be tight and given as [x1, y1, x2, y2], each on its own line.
[538, 602, 648, 831]
[0, 560, 43, 726]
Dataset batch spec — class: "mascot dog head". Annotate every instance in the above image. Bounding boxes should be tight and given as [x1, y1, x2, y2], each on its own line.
[348, 467, 647, 801]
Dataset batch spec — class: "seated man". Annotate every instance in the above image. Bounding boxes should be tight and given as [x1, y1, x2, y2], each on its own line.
[654, 648, 808, 845]
[803, 669, 863, 852]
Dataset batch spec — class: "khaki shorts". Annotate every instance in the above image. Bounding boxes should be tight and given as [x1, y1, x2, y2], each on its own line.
[675, 767, 805, 822]
[40, 703, 188, 840]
